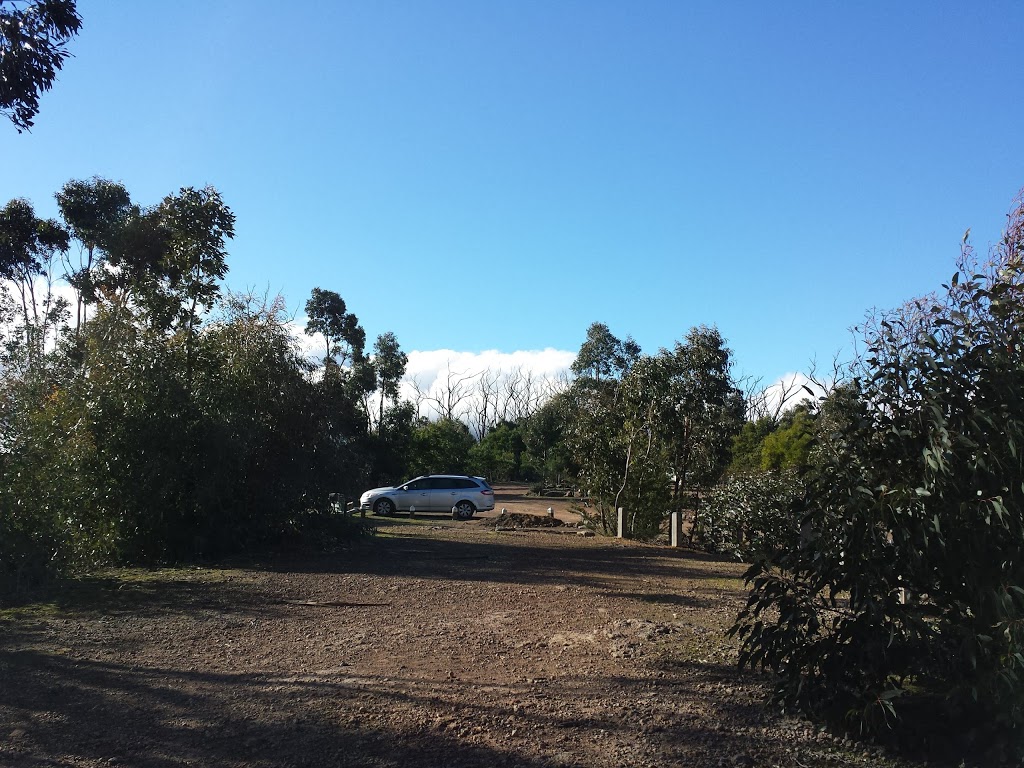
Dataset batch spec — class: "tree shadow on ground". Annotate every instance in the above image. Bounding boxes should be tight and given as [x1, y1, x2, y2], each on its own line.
[1, 572, 290, 621]
[0, 648, 859, 768]
[597, 591, 712, 608]
[253, 530, 749, 596]
[0, 649, 566, 768]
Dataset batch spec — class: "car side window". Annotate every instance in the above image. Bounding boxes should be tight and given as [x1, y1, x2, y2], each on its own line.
[429, 477, 454, 490]
[406, 479, 428, 491]
[455, 479, 476, 489]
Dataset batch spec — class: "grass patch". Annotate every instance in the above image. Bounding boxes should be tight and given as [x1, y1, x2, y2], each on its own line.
[0, 601, 61, 621]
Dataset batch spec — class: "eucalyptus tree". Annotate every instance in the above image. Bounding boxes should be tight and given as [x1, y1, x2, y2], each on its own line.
[564, 321, 744, 535]
[469, 420, 526, 482]
[654, 326, 745, 511]
[604, 326, 743, 535]
[609, 354, 672, 533]
[564, 322, 640, 532]
[98, 205, 170, 318]
[90, 186, 237, 390]
[1, 179, 387, 581]
[0, 197, 69, 360]
[522, 393, 574, 485]
[55, 177, 131, 333]
[160, 187, 234, 335]
[305, 287, 366, 370]
[571, 321, 640, 381]
[75, 185, 235, 345]
[372, 331, 407, 429]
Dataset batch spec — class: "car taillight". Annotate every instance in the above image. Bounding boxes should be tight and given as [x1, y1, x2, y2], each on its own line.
[481, 489, 493, 495]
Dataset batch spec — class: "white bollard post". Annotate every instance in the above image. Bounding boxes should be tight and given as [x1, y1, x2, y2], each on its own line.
[547, 507, 554, 518]
[409, 505, 416, 518]
[617, 507, 626, 539]
[670, 511, 680, 547]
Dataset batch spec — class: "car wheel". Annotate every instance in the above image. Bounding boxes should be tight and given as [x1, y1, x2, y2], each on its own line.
[374, 498, 395, 517]
[454, 500, 475, 520]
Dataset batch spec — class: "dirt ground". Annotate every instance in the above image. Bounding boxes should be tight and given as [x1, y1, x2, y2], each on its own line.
[0, 486, 912, 768]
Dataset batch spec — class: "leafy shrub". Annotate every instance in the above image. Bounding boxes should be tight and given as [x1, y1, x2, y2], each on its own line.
[1, 376, 117, 592]
[730, 195, 1024, 763]
[693, 470, 803, 560]
[276, 505, 376, 553]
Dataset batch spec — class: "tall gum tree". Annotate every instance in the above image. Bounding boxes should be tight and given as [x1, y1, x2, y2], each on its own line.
[55, 177, 131, 335]
[0, 197, 69, 360]
[372, 331, 407, 430]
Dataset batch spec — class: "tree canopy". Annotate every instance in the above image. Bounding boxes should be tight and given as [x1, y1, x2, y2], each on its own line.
[0, 0, 81, 131]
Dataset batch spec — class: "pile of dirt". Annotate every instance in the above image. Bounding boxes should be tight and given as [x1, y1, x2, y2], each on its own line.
[480, 511, 568, 528]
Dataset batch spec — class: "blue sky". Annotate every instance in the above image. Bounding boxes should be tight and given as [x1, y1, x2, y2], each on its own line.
[3, 1, 1023, 388]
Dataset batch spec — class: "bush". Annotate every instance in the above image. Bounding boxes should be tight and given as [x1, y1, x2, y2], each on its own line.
[693, 470, 803, 560]
[730, 195, 1024, 763]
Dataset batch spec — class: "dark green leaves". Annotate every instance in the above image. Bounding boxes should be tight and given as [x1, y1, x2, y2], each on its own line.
[0, 0, 82, 131]
[730, 193, 1024, 761]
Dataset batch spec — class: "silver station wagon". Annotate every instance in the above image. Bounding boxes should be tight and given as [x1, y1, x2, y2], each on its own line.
[360, 475, 495, 520]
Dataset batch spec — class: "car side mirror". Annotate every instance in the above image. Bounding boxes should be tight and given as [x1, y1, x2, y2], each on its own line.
[400, 485, 409, 491]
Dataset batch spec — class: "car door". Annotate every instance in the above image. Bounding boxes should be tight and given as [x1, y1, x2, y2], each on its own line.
[427, 476, 458, 512]
[399, 478, 431, 512]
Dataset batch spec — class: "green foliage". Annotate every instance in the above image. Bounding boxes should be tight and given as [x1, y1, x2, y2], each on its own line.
[563, 360, 635, 534]
[1, 181, 380, 589]
[469, 421, 523, 481]
[55, 177, 132, 254]
[731, 195, 1024, 762]
[0, 376, 115, 589]
[655, 326, 746, 507]
[692, 469, 803, 560]
[158, 187, 235, 334]
[728, 417, 776, 473]
[0, 197, 68, 280]
[305, 287, 366, 369]
[570, 321, 640, 381]
[0, 0, 82, 131]
[55, 177, 132, 331]
[521, 394, 574, 484]
[368, 401, 417, 484]
[408, 417, 475, 478]
[565, 322, 743, 537]
[760, 404, 814, 471]
[729, 403, 816, 474]
[372, 331, 407, 428]
[0, 196, 69, 361]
